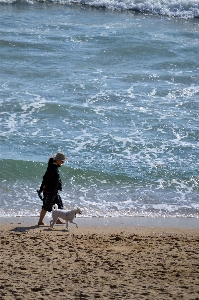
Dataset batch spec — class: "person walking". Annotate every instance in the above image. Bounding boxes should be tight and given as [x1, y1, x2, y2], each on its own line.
[37, 152, 67, 226]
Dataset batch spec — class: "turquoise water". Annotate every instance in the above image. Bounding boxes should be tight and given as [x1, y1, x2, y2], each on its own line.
[0, 0, 199, 218]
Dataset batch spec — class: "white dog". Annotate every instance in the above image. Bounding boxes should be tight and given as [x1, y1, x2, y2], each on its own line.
[50, 204, 82, 229]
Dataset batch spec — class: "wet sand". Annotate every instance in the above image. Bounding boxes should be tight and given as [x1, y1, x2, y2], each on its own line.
[0, 216, 199, 299]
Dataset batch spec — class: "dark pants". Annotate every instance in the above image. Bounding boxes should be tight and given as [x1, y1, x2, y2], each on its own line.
[42, 192, 63, 212]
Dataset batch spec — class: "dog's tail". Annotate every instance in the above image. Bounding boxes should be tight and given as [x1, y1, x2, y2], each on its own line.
[52, 204, 59, 211]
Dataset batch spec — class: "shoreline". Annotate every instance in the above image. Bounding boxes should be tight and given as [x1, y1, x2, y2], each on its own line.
[0, 215, 199, 229]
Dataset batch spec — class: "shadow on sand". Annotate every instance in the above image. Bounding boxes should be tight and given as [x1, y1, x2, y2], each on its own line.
[10, 224, 69, 233]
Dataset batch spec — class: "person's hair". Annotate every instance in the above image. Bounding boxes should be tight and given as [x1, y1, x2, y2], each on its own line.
[48, 157, 54, 167]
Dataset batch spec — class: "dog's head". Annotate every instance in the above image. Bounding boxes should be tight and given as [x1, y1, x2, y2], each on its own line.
[75, 208, 82, 215]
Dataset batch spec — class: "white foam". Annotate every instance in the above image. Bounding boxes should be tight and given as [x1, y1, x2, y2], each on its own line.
[0, 0, 198, 18]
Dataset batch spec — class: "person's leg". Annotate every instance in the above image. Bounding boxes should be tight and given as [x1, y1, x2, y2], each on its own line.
[56, 218, 65, 224]
[38, 192, 49, 225]
[38, 209, 47, 225]
[54, 194, 65, 224]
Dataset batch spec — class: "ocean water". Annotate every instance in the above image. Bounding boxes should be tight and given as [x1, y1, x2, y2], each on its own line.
[0, 0, 199, 219]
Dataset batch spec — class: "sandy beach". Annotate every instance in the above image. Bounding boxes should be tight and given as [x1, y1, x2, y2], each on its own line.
[0, 217, 199, 299]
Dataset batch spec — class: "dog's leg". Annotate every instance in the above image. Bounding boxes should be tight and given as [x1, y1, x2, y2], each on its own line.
[65, 221, 68, 229]
[50, 219, 55, 228]
[50, 217, 57, 228]
[70, 221, 78, 228]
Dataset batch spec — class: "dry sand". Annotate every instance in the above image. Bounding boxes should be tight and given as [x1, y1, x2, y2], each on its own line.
[0, 217, 199, 299]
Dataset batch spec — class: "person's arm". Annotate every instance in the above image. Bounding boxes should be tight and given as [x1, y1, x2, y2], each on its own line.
[42, 166, 55, 189]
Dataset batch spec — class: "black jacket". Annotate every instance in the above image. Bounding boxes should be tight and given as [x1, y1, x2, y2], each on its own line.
[42, 163, 62, 194]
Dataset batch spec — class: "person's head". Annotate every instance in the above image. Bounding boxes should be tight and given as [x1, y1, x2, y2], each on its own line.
[53, 152, 67, 166]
